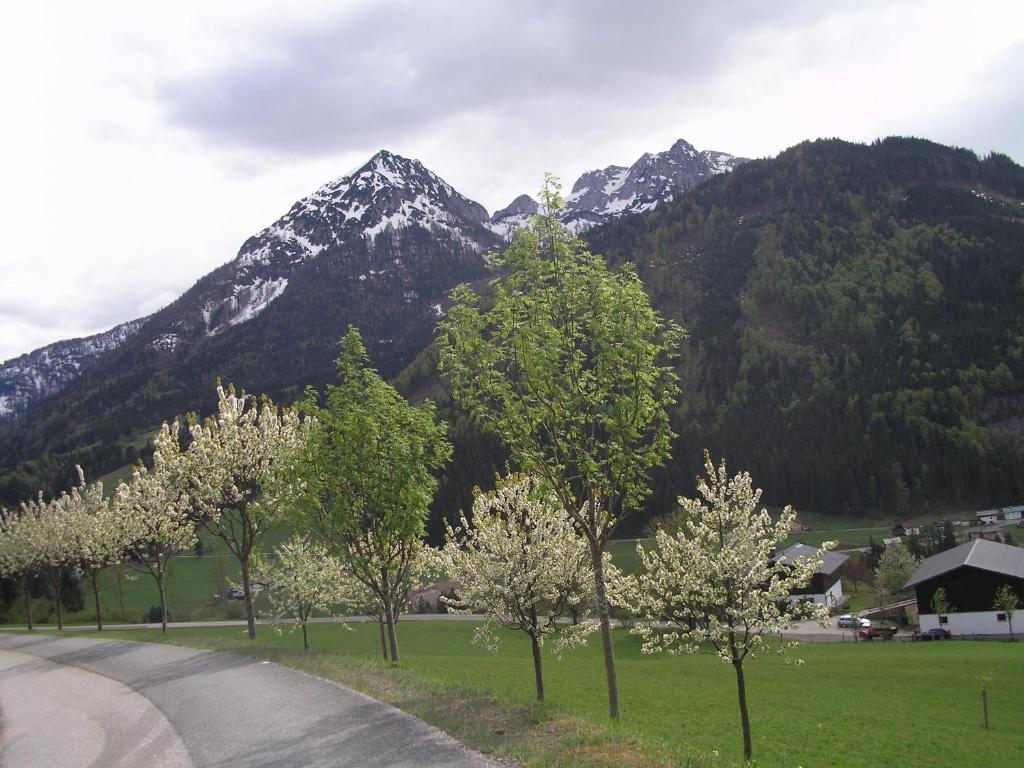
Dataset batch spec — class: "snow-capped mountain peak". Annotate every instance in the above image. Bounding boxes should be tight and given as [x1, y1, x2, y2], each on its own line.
[210, 150, 495, 335]
[554, 139, 748, 235]
[2, 140, 745, 427]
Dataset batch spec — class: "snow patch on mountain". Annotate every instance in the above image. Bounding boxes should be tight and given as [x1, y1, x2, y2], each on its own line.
[0, 318, 146, 423]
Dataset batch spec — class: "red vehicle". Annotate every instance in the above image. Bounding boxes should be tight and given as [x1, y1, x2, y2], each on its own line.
[858, 625, 898, 641]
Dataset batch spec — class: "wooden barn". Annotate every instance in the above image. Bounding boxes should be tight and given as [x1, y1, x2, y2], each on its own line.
[905, 539, 1024, 636]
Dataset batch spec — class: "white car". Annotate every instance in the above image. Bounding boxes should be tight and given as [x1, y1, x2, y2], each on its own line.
[837, 614, 870, 628]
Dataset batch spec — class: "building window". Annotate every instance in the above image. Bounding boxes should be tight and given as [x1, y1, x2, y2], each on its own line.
[939, 615, 949, 624]
[997, 613, 1007, 622]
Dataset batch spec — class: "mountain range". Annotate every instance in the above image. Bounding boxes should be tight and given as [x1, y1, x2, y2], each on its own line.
[0, 138, 744, 430]
[2, 136, 1023, 531]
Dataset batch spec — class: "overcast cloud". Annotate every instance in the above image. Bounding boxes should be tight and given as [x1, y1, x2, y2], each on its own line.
[1, 0, 1022, 361]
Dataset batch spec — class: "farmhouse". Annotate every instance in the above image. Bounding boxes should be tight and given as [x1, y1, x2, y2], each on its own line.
[773, 543, 848, 607]
[1003, 505, 1024, 522]
[976, 509, 1001, 524]
[892, 520, 921, 536]
[905, 539, 1024, 636]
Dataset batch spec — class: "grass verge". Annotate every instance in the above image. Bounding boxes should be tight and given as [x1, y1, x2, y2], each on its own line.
[99, 620, 1024, 768]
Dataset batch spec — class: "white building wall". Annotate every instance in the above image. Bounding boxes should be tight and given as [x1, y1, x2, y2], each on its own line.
[785, 579, 844, 608]
[825, 578, 844, 608]
[919, 610, 1017, 636]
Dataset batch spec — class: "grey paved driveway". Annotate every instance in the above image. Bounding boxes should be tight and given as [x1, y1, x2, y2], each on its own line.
[0, 635, 500, 768]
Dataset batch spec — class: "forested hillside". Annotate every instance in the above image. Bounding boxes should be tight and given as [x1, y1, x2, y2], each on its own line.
[591, 137, 1024, 522]
[420, 138, 1024, 535]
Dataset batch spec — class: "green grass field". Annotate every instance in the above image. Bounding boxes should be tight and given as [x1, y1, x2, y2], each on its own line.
[101, 621, 1024, 768]
[41, 529, 294, 626]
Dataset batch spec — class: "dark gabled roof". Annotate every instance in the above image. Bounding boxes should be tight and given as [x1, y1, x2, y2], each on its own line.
[905, 539, 1024, 589]
[774, 543, 848, 576]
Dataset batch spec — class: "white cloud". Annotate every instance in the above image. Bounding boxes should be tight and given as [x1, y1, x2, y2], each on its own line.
[0, 0, 1021, 361]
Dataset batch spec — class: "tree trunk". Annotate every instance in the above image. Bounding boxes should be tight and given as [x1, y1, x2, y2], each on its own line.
[530, 621, 545, 702]
[158, 576, 168, 634]
[590, 542, 620, 719]
[241, 555, 257, 639]
[730, 635, 753, 762]
[114, 570, 127, 621]
[91, 570, 103, 631]
[302, 621, 309, 651]
[379, 617, 389, 661]
[22, 573, 33, 631]
[384, 599, 400, 664]
[52, 569, 64, 631]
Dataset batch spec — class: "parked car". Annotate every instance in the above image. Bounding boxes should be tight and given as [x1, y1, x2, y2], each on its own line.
[919, 627, 951, 641]
[227, 586, 246, 600]
[838, 614, 870, 628]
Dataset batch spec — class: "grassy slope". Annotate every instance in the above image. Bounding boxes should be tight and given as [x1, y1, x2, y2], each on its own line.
[101, 621, 1023, 768]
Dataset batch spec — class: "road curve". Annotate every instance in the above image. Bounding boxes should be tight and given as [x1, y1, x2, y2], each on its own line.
[0, 635, 500, 768]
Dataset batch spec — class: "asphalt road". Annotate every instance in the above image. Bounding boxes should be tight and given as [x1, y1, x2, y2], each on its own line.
[0, 635, 500, 768]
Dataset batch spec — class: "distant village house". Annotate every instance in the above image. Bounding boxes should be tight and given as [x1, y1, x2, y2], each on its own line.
[773, 543, 849, 607]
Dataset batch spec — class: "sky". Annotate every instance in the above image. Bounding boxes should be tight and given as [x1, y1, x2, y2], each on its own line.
[1, 0, 1022, 362]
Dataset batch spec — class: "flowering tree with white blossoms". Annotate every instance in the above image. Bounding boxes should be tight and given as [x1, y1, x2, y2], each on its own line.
[187, 384, 303, 639]
[431, 474, 600, 701]
[624, 452, 835, 763]
[256, 536, 356, 651]
[0, 505, 42, 630]
[63, 467, 124, 631]
[115, 420, 197, 632]
[19, 489, 80, 630]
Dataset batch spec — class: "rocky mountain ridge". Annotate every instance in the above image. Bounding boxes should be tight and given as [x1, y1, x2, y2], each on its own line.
[0, 139, 743, 428]
[0, 319, 145, 422]
[488, 138, 747, 236]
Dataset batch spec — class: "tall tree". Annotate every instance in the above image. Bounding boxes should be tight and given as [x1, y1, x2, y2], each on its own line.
[115, 421, 198, 633]
[187, 384, 302, 639]
[290, 328, 450, 664]
[431, 474, 599, 701]
[438, 176, 683, 718]
[624, 452, 835, 763]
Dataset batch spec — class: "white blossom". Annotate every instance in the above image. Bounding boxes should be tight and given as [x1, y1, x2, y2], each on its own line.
[430, 474, 601, 700]
[622, 451, 836, 762]
[186, 383, 304, 638]
[255, 536, 356, 650]
[114, 419, 198, 631]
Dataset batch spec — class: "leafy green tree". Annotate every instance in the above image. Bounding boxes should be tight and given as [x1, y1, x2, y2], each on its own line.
[438, 176, 684, 719]
[930, 586, 953, 617]
[993, 585, 1020, 639]
[873, 545, 921, 618]
[290, 328, 451, 664]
